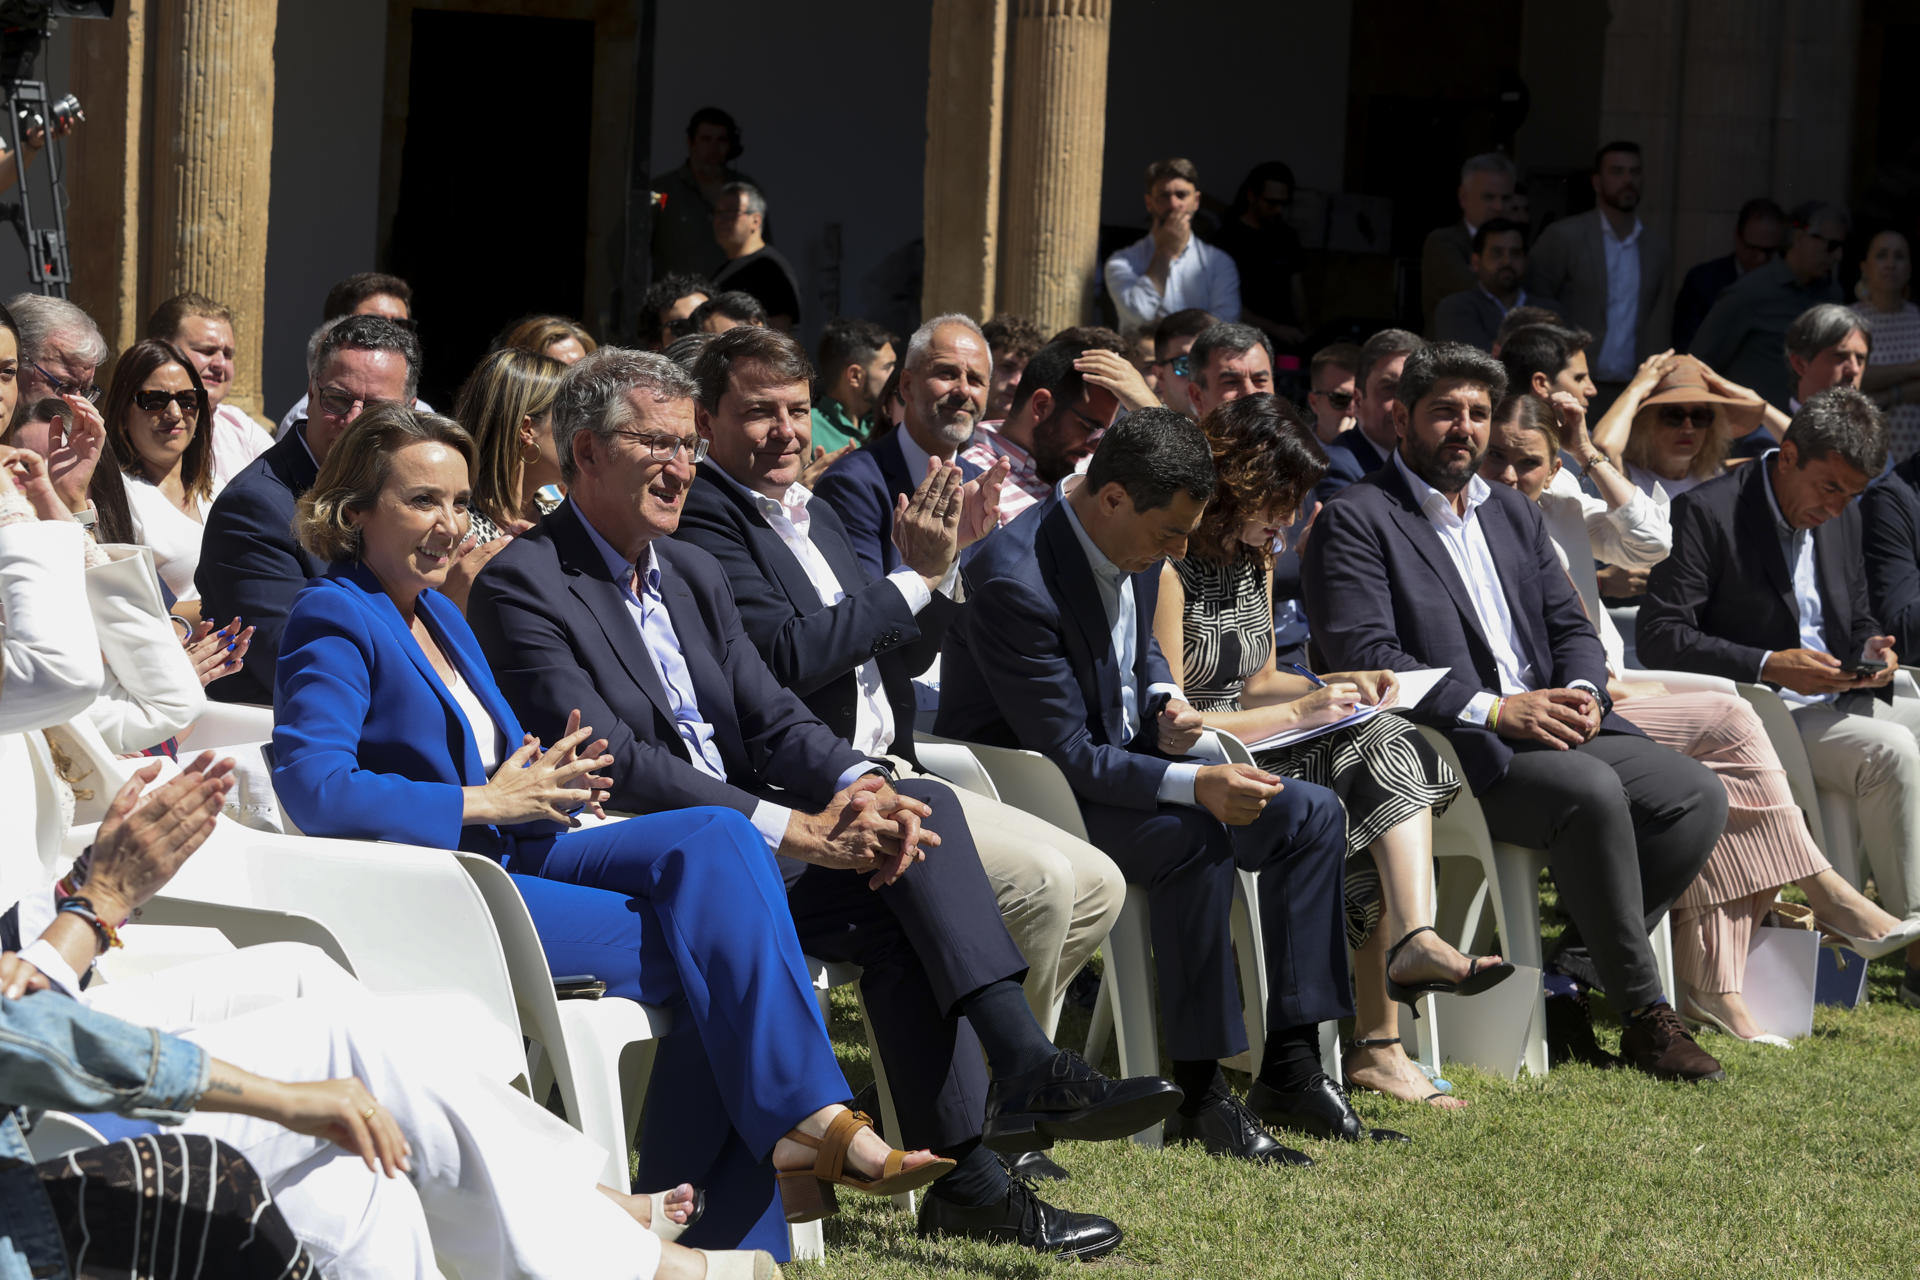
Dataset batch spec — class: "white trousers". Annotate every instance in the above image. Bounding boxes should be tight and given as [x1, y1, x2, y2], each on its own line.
[1793, 695, 1920, 919]
[87, 943, 657, 1280]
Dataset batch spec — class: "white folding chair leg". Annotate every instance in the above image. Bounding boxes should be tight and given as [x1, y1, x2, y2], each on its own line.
[1491, 845, 1550, 1077]
[1650, 913, 1676, 1006]
[1318, 1020, 1343, 1083]
[849, 982, 916, 1213]
[788, 1220, 825, 1263]
[1083, 888, 1161, 1146]
[1227, 870, 1269, 1075]
[554, 997, 668, 1188]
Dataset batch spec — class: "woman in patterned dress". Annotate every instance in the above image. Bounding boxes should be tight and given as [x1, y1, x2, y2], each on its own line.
[1152, 393, 1510, 1108]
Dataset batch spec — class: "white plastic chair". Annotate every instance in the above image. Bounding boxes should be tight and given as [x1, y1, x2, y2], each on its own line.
[180, 700, 274, 749]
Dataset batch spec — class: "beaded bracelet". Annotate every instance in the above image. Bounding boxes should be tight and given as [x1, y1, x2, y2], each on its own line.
[55, 895, 123, 954]
[1487, 696, 1505, 732]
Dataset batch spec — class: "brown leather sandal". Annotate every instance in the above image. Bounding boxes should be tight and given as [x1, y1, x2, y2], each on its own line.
[775, 1110, 956, 1223]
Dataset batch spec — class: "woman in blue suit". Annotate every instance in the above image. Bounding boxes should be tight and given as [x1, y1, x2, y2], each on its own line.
[271, 405, 950, 1247]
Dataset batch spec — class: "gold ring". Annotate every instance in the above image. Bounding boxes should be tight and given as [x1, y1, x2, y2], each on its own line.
[361, 1105, 377, 1121]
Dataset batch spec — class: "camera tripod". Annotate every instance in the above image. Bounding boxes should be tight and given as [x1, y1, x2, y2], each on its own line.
[0, 76, 73, 297]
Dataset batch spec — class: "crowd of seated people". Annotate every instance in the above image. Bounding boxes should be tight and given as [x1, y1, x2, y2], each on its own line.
[9, 124, 1920, 1278]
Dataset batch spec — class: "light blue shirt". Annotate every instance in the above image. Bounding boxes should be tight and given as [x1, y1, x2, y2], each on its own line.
[1058, 487, 1201, 808]
[1103, 234, 1242, 334]
[1596, 214, 1644, 382]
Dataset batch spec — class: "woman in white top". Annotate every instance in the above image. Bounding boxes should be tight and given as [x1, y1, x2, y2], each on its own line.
[1592, 352, 1776, 501]
[149, 291, 276, 491]
[1481, 393, 1918, 1045]
[106, 338, 216, 620]
[1854, 229, 1920, 461]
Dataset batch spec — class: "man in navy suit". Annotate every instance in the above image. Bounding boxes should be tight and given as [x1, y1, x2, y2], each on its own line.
[813, 313, 1010, 580]
[672, 327, 1124, 1076]
[1313, 328, 1423, 508]
[196, 315, 419, 703]
[468, 348, 1177, 1260]
[940, 408, 1393, 1166]
[1302, 341, 1729, 1082]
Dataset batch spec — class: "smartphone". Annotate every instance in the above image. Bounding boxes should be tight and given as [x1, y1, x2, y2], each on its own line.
[553, 974, 606, 1000]
[1841, 660, 1887, 678]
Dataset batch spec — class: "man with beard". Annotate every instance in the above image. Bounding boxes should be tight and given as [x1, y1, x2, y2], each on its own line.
[963, 336, 1128, 528]
[675, 325, 1126, 1063]
[1432, 220, 1556, 352]
[815, 313, 1011, 580]
[1527, 141, 1672, 404]
[1302, 341, 1731, 1082]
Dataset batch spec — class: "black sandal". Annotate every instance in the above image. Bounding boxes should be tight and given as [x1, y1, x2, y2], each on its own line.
[1341, 1036, 1447, 1104]
[1384, 925, 1515, 1004]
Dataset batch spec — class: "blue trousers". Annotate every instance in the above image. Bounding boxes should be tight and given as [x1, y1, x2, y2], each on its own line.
[502, 807, 848, 1163]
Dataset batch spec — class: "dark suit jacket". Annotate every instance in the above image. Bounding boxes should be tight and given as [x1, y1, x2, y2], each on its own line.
[1863, 454, 1920, 661]
[1431, 288, 1563, 351]
[1524, 208, 1672, 363]
[812, 429, 982, 581]
[195, 428, 326, 704]
[673, 472, 957, 768]
[1640, 458, 1887, 699]
[466, 500, 867, 853]
[1300, 460, 1630, 795]
[937, 499, 1180, 811]
[1313, 425, 1386, 507]
[1672, 253, 1739, 353]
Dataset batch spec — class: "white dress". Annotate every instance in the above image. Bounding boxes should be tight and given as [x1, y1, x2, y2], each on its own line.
[123, 475, 209, 604]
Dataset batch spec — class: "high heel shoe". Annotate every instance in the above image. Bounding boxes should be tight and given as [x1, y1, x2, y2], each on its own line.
[775, 1110, 955, 1224]
[1384, 925, 1516, 1004]
[1815, 914, 1920, 961]
[1679, 992, 1792, 1049]
[694, 1249, 781, 1279]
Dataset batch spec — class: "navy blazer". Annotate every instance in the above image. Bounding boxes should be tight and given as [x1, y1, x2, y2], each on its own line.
[1313, 425, 1383, 508]
[1863, 453, 1920, 662]
[812, 429, 983, 581]
[271, 564, 556, 860]
[1639, 458, 1887, 699]
[673, 472, 953, 767]
[196, 429, 327, 704]
[466, 500, 866, 836]
[937, 498, 1179, 811]
[1300, 459, 1630, 795]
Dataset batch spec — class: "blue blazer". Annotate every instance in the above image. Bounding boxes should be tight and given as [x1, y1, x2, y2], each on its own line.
[465, 500, 866, 844]
[272, 562, 558, 860]
[1300, 458, 1635, 796]
[197, 429, 327, 704]
[812, 429, 983, 581]
[936, 498, 1179, 812]
[1313, 425, 1382, 508]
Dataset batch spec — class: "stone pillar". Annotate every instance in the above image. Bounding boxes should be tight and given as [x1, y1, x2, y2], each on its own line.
[146, 0, 278, 419]
[997, 0, 1110, 335]
[921, 0, 1007, 322]
[66, 1, 149, 358]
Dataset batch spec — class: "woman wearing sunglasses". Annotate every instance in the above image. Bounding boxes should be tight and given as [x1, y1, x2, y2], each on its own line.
[1591, 352, 1773, 500]
[106, 338, 215, 621]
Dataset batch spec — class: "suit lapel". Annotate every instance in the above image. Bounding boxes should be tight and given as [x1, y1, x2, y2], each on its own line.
[1736, 463, 1795, 610]
[658, 559, 751, 772]
[1376, 465, 1499, 655]
[550, 505, 681, 732]
[716, 474, 827, 609]
[342, 565, 487, 784]
[1038, 505, 1125, 743]
[1476, 498, 1553, 677]
[879, 432, 914, 500]
[809, 503, 869, 593]
[1812, 516, 1856, 652]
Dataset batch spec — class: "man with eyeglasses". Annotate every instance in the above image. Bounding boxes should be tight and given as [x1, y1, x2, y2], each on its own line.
[469, 346, 1179, 1262]
[1692, 201, 1849, 412]
[1673, 198, 1787, 354]
[962, 333, 1134, 528]
[1316, 328, 1425, 507]
[7, 292, 107, 408]
[275, 272, 434, 439]
[1305, 343, 1359, 444]
[198, 315, 421, 703]
[1149, 308, 1215, 419]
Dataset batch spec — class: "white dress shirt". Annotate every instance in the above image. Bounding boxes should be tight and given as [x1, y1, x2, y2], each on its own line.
[1596, 214, 1645, 381]
[1391, 453, 1537, 723]
[708, 467, 947, 757]
[1057, 485, 1200, 807]
[209, 403, 273, 492]
[1104, 234, 1242, 334]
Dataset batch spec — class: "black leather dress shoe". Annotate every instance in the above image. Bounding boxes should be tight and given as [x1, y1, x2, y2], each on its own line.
[916, 1178, 1122, 1260]
[1164, 1092, 1313, 1167]
[1247, 1075, 1411, 1144]
[1003, 1149, 1070, 1181]
[982, 1049, 1183, 1153]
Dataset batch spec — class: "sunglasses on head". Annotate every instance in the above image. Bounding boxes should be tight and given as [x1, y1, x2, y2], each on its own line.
[133, 389, 202, 415]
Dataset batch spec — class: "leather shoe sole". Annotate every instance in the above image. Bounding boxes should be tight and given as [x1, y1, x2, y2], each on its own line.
[983, 1078, 1183, 1153]
[1246, 1078, 1412, 1144]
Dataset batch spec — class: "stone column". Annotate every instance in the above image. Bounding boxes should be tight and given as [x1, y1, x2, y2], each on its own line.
[66, 1, 149, 358]
[997, 0, 1110, 335]
[146, 0, 278, 419]
[921, 0, 1007, 322]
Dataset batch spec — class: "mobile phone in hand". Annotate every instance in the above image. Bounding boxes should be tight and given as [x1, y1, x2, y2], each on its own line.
[1841, 659, 1887, 678]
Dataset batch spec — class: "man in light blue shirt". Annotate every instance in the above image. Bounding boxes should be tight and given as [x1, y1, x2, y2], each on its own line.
[1104, 158, 1241, 334]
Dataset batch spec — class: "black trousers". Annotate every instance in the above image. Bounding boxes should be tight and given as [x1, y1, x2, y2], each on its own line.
[1479, 731, 1727, 1010]
[1079, 776, 1352, 1063]
[784, 777, 1029, 1152]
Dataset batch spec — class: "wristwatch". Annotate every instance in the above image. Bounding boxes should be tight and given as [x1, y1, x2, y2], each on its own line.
[1568, 678, 1613, 718]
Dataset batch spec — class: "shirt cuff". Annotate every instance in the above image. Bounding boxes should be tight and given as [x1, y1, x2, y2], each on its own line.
[17, 937, 85, 998]
[1758, 651, 1773, 682]
[1157, 761, 1201, 807]
[886, 567, 934, 614]
[749, 800, 794, 854]
[1459, 690, 1499, 726]
[1146, 681, 1185, 702]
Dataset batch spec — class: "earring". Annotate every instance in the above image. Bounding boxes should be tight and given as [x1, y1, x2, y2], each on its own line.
[522, 440, 538, 464]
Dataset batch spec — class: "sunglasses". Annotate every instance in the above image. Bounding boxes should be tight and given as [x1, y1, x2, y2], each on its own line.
[132, 389, 202, 415]
[1656, 405, 1716, 427]
[1319, 389, 1355, 411]
[1152, 354, 1191, 380]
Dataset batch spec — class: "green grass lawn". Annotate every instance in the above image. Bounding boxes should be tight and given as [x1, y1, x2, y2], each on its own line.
[789, 958, 1920, 1280]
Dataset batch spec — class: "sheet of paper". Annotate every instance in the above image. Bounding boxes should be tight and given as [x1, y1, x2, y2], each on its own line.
[1242, 667, 1451, 753]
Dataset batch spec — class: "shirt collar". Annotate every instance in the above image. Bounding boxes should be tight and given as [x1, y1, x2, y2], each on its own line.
[1478, 285, 1526, 315]
[1603, 213, 1645, 246]
[1392, 448, 1490, 520]
[707, 461, 810, 520]
[895, 423, 935, 483]
[577, 506, 659, 593]
[980, 421, 1035, 470]
[1058, 485, 1129, 587]
[1758, 448, 1796, 536]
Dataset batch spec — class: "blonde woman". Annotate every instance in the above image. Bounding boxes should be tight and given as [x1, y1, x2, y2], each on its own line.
[451, 347, 568, 541]
[1592, 353, 1775, 500]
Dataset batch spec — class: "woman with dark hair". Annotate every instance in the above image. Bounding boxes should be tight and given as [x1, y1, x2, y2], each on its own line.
[1152, 393, 1510, 1107]
[105, 338, 215, 616]
[451, 347, 568, 541]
